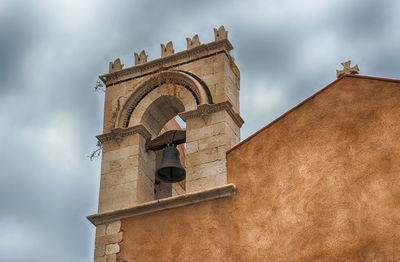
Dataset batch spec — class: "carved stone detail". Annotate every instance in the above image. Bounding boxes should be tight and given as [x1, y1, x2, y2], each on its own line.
[186, 34, 200, 49]
[214, 25, 228, 41]
[117, 70, 208, 128]
[336, 60, 360, 78]
[97, 125, 152, 143]
[100, 39, 234, 86]
[161, 41, 174, 57]
[109, 58, 124, 73]
[179, 101, 244, 128]
[134, 50, 148, 65]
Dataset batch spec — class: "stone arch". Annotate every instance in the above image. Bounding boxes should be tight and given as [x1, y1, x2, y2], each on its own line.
[139, 95, 185, 136]
[129, 83, 196, 136]
[135, 95, 189, 199]
[116, 70, 213, 129]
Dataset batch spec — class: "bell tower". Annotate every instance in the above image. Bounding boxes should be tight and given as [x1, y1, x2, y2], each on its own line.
[88, 26, 243, 261]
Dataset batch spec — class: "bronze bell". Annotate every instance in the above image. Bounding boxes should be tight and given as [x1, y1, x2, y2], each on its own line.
[155, 144, 186, 183]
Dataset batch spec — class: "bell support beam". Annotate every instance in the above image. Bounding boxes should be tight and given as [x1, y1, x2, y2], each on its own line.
[146, 130, 186, 151]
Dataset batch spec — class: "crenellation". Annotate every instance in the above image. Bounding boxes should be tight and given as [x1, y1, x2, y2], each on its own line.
[134, 50, 148, 65]
[100, 40, 233, 88]
[214, 25, 228, 41]
[161, 41, 175, 57]
[109, 58, 124, 73]
[186, 34, 200, 49]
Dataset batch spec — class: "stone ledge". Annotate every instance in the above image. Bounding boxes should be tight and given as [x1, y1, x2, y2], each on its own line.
[96, 124, 152, 143]
[87, 183, 236, 225]
[179, 101, 244, 128]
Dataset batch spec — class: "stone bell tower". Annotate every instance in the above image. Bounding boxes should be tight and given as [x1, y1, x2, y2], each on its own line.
[88, 26, 243, 261]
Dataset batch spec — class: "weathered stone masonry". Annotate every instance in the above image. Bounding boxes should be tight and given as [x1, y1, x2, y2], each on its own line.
[88, 26, 243, 261]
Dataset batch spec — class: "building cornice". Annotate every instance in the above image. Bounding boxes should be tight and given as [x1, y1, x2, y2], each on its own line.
[87, 183, 236, 225]
[179, 101, 244, 128]
[99, 39, 234, 86]
[97, 124, 152, 143]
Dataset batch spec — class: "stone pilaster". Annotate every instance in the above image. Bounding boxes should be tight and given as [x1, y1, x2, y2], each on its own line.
[181, 102, 242, 192]
[94, 221, 122, 262]
[97, 126, 154, 213]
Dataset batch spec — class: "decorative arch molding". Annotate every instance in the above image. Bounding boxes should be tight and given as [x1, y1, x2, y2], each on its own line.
[178, 70, 213, 105]
[116, 70, 213, 128]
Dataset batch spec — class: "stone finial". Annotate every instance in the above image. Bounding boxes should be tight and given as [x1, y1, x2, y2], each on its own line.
[214, 25, 228, 41]
[161, 41, 174, 57]
[336, 60, 360, 78]
[134, 50, 148, 65]
[109, 58, 124, 73]
[186, 34, 200, 49]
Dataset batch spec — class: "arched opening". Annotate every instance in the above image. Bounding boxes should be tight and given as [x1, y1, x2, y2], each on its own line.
[140, 95, 188, 199]
[141, 95, 185, 137]
[115, 70, 212, 129]
[154, 116, 186, 199]
[114, 71, 215, 202]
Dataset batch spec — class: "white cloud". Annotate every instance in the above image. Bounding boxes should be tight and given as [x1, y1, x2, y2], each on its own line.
[246, 80, 286, 114]
[297, 32, 341, 73]
[0, 220, 39, 255]
[227, 0, 340, 26]
[18, 113, 81, 174]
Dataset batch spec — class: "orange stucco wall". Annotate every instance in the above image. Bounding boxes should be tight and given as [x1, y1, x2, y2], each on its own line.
[118, 76, 400, 261]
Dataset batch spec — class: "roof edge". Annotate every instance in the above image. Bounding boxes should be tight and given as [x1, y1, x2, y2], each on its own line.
[227, 74, 400, 155]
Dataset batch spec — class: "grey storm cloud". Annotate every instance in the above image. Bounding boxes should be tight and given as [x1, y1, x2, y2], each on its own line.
[0, 0, 399, 261]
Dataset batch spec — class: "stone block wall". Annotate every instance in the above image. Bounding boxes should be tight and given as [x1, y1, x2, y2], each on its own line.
[90, 28, 243, 262]
[94, 221, 122, 262]
[98, 133, 155, 213]
[185, 110, 240, 192]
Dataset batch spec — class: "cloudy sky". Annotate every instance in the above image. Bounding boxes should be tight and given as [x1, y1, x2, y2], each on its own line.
[0, 0, 399, 261]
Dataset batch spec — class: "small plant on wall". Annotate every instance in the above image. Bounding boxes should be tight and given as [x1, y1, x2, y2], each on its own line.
[88, 81, 127, 160]
[89, 140, 102, 161]
[111, 96, 127, 126]
[93, 80, 105, 92]
[89, 80, 105, 161]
